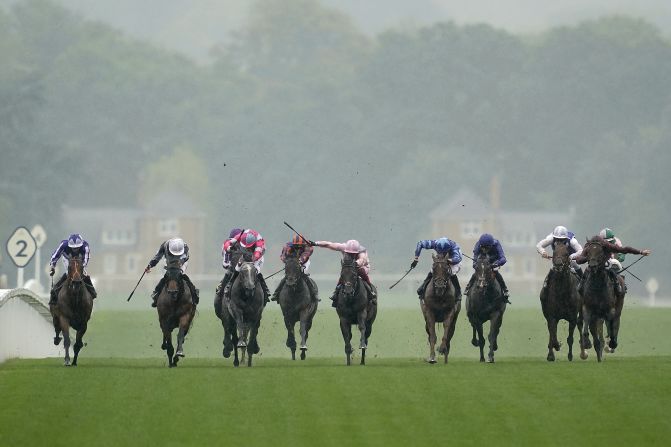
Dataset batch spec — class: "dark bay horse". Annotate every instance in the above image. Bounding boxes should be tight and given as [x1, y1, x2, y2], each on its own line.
[335, 255, 377, 366]
[466, 255, 506, 363]
[420, 253, 460, 364]
[278, 254, 318, 360]
[50, 257, 93, 366]
[157, 267, 196, 367]
[226, 261, 265, 367]
[540, 242, 587, 361]
[581, 237, 623, 362]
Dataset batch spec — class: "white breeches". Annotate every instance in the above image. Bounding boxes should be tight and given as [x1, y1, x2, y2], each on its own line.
[236, 256, 264, 274]
[606, 258, 622, 272]
[450, 263, 461, 275]
[302, 259, 311, 274]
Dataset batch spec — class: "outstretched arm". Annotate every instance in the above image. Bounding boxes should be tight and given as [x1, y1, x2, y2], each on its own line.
[148, 243, 165, 268]
[314, 241, 347, 252]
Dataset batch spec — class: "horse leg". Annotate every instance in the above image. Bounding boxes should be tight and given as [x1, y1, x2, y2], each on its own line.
[174, 313, 191, 361]
[284, 316, 297, 360]
[59, 317, 72, 366]
[52, 314, 62, 346]
[487, 311, 503, 363]
[247, 322, 260, 367]
[231, 306, 247, 349]
[357, 311, 368, 365]
[476, 323, 486, 362]
[425, 312, 437, 364]
[441, 307, 459, 364]
[567, 319, 576, 362]
[608, 315, 620, 352]
[340, 318, 352, 366]
[546, 317, 558, 362]
[162, 327, 175, 367]
[471, 325, 478, 347]
[577, 310, 589, 359]
[72, 324, 87, 366]
[299, 319, 308, 361]
[588, 317, 602, 362]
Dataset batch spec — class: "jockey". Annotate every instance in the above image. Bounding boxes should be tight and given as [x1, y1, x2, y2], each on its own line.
[536, 225, 583, 275]
[222, 228, 271, 303]
[271, 234, 318, 303]
[575, 234, 651, 297]
[313, 239, 376, 307]
[599, 228, 626, 270]
[145, 238, 199, 307]
[48, 233, 97, 304]
[464, 233, 510, 300]
[412, 237, 462, 301]
[215, 228, 243, 301]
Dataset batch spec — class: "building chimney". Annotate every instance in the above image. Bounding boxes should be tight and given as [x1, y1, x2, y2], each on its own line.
[490, 175, 501, 210]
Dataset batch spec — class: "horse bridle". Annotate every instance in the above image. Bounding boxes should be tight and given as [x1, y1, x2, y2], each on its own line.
[340, 260, 360, 297]
[432, 257, 450, 290]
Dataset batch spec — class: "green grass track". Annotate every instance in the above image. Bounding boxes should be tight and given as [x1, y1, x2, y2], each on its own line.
[1, 307, 670, 446]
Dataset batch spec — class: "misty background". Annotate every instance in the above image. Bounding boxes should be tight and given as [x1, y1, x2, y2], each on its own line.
[1, 0, 669, 296]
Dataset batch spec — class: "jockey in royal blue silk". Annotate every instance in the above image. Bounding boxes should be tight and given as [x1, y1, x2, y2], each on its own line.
[144, 238, 199, 308]
[48, 233, 97, 304]
[464, 233, 510, 300]
[412, 237, 463, 301]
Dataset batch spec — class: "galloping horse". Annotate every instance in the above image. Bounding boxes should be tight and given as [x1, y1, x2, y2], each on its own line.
[278, 253, 318, 360]
[226, 260, 265, 367]
[157, 266, 196, 367]
[466, 255, 506, 363]
[540, 242, 587, 361]
[581, 237, 623, 362]
[420, 253, 460, 364]
[50, 257, 93, 366]
[335, 255, 377, 366]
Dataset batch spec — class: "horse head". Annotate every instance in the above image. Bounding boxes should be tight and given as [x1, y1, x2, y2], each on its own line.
[552, 241, 571, 273]
[284, 254, 302, 288]
[239, 262, 258, 297]
[165, 267, 182, 300]
[585, 238, 607, 272]
[431, 253, 451, 292]
[340, 257, 359, 296]
[474, 254, 494, 290]
[67, 257, 84, 294]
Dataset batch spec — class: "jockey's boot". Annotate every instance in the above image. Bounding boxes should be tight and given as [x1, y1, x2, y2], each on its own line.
[608, 269, 624, 297]
[417, 272, 432, 301]
[215, 272, 232, 299]
[271, 277, 286, 302]
[258, 274, 271, 304]
[224, 271, 239, 299]
[495, 271, 511, 303]
[182, 274, 199, 305]
[83, 275, 97, 299]
[464, 275, 476, 297]
[330, 284, 342, 308]
[451, 275, 462, 302]
[151, 276, 167, 308]
[49, 274, 67, 305]
[305, 276, 320, 302]
[363, 281, 377, 304]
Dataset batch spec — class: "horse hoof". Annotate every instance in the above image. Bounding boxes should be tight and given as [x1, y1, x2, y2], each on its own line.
[360, 345, 367, 350]
[223, 347, 232, 358]
[300, 345, 308, 351]
[176, 350, 185, 358]
[547, 355, 555, 362]
[487, 357, 495, 363]
[161, 341, 168, 350]
[471, 339, 478, 347]
[237, 341, 247, 348]
[426, 357, 437, 364]
[300, 350, 306, 361]
[580, 352, 588, 360]
[53, 337, 62, 346]
[64, 360, 71, 367]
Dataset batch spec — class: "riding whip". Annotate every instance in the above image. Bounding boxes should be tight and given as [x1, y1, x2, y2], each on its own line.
[126, 270, 147, 302]
[619, 255, 646, 275]
[389, 266, 414, 289]
[264, 267, 285, 280]
[283, 221, 313, 245]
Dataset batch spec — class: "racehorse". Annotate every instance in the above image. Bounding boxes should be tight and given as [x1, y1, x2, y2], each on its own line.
[466, 255, 506, 363]
[581, 237, 623, 362]
[156, 266, 196, 367]
[278, 253, 318, 360]
[335, 255, 377, 366]
[540, 242, 588, 361]
[420, 253, 460, 364]
[50, 257, 93, 366]
[226, 260, 265, 367]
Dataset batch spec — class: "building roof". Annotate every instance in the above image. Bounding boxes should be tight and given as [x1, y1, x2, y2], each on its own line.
[429, 188, 491, 220]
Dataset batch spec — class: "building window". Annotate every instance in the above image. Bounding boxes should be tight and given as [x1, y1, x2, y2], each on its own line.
[102, 228, 136, 246]
[126, 254, 140, 274]
[158, 219, 179, 237]
[103, 254, 117, 275]
[460, 221, 481, 239]
[502, 258, 515, 277]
